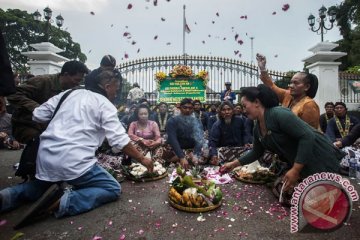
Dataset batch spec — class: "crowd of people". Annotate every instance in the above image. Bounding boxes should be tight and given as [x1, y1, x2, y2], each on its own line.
[1, 50, 359, 228]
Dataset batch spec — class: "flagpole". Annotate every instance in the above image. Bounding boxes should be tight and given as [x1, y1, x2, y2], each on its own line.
[182, 5, 186, 58]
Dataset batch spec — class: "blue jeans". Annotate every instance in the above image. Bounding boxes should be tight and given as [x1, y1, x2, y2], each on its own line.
[0, 164, 121, 218]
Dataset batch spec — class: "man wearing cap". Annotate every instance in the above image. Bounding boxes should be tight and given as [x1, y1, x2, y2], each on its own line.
[220, 82, 236, 104]
[84, 54, 117, 90]
[325, 102, 359, 142]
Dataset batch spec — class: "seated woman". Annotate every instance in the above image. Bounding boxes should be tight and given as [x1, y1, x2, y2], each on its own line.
[222, 84, 344, 204]
[256, 53, 320, 129]
[128, 104, 163, 163]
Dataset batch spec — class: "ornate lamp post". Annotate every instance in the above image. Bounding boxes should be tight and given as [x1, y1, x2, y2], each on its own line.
[33, 7, 64, 42]
[307, 5, 336, 42]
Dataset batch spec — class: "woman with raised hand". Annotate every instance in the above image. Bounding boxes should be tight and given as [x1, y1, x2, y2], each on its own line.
[256, 53, 320, 129]
[222, 85, 343, 202]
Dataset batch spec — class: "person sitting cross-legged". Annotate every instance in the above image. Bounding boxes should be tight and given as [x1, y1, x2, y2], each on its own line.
[128, 104, 163, 163]
[162, 98, 204, 169]
[208, 101, 252, 165]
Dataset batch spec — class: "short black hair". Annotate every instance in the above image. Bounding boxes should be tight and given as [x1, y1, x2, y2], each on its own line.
[133, 104, 150, 121]
[334, 102, 347, 110]
[61, 60, 89, 76]
[180, 98, 194, 106]
[324, 102, 335, 108]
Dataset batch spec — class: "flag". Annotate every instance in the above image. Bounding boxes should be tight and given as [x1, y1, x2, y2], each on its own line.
[184, 17, 191, 34]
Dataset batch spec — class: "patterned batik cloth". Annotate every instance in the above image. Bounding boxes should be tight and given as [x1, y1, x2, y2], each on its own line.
[131, 140, 165, 164]
[160, 144, 208, 165]
[339, 145, 360, 170]
[217, 146, 250, 163]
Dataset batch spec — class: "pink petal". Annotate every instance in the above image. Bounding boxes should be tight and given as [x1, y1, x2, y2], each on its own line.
[93, 236, 102, 240]
[119, 234, 126, 240]
[138, 229, 144, 235]
[282, 4, 290, 11]
[0, 220, 7, 226]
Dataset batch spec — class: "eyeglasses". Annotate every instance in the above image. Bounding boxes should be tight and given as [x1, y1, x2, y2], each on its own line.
[181, 106, 194, 110]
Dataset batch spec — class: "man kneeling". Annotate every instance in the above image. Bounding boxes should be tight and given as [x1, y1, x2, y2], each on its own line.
[0, 70, 153, 229]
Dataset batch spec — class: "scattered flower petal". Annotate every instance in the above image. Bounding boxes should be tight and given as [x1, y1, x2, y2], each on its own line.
[93, 236, 102, 240]
[119, 234, 126, 240]
[282, 4, 290, 11]
[0, 220, 7, 226]
[197, 215, 206, 222]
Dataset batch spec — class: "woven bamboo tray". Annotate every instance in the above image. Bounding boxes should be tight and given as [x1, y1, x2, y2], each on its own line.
[233, 174, 266, 184]
[168, 196, 222, 213]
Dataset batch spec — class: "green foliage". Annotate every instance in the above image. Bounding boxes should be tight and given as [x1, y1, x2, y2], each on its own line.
[346, 66, 360, 74]
[333, 0, 360, 70]
[0, 8, 87, 74]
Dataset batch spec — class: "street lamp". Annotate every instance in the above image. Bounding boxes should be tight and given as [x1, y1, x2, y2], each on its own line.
[307, 5, 336, 42]
[33, 7, 64, 42]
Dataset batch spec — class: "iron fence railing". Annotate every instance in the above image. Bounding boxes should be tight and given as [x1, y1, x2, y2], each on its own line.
[116, 55, 288, 105]
[339, 72, 360, 104]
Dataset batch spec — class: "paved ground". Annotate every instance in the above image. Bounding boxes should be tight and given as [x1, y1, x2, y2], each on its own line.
[1, 149, 360, 240]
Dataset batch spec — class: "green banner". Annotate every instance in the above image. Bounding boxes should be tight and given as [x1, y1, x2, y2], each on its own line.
[158, 78, 206, 103]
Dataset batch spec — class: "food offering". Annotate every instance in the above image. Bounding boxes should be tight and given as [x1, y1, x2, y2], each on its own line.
[233, 161, 276, 184]
[168, 167, 223, 212]
[122, 161, 167, 182]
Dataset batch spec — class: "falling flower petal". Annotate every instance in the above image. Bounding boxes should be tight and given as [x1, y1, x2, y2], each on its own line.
[272, 11, 277, 15]
[110, 24, 113, 27]
[274, 54, 278, 58]
[154, 35, 158, 40]
[234, 50, 239, 55]
[127, 4, 133, 9]
[137, 48, 140, 53]
[153, 0, 158, 6]
[282, 4, 290, 11]
[235, 34, 239, 41]
[0, 219, 7, 226]
[161, 17, 165, 21]
[202, 40, 205, 44]
[124, 53, 129, 59]
[131, 41, 136, 45]
[216, 12, 219, 17]
[212, 21, 215, 24]
[223, 37, 226, 40]
[238, 40, 244, 45]
[90, 11, 95, 15]
[123, 32, 130, 37]
[166, 42, 171, 45]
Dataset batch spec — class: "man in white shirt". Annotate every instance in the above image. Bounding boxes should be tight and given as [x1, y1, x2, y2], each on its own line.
[127, 82, 144, 105]
[0, 71, 153, 228]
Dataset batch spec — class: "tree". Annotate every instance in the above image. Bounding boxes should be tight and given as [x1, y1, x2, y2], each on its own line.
[0, 8, 87, 74]
[332, 0, 360, 71]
